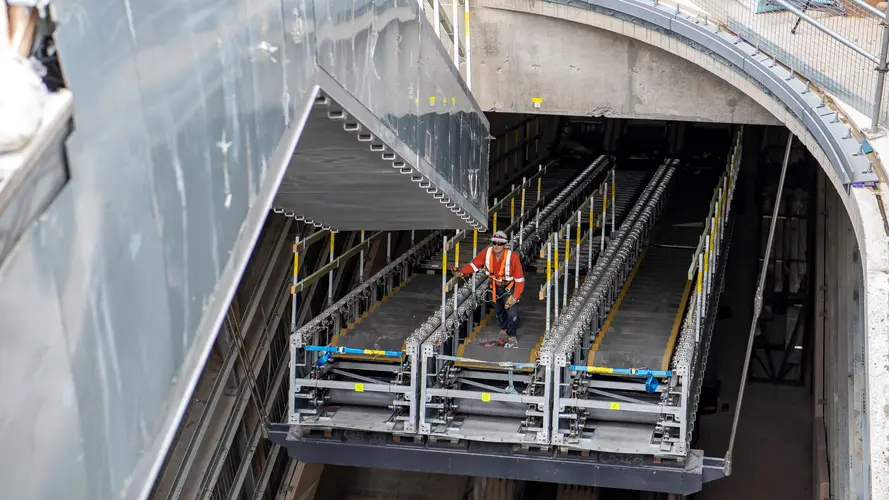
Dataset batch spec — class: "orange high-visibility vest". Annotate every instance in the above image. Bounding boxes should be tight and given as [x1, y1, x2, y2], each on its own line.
[485, 247, 515, 294]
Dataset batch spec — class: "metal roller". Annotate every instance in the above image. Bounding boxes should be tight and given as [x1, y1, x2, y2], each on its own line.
[454, 399, 531, 419]
[326, 389, 399, 408]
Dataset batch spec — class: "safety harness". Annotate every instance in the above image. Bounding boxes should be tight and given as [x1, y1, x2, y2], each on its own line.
[476, 247, 524, 298]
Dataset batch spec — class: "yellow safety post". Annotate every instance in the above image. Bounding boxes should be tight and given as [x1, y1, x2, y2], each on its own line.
[602, 181, 608, 225]
[563, 222, 570, 305]
[473, 230, 478, 256]
[359, 230, 366, 282]
[537, 176, 542, 202]
[521, 178, 527, 218]
[441, 236, 448, 337]
[553, 232, 560, 318]
[611, 169, 616, 232]
[575, 210, 581, 290]
[510, 194, 515, 225]
[292, 241, 299, 295]
[587, 196, 595, 269]
[455, 242, 460, 268]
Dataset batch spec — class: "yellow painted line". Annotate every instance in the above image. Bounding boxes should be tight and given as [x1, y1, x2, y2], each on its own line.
[587, 248, 647, 365]
[661, 279, 693, 371]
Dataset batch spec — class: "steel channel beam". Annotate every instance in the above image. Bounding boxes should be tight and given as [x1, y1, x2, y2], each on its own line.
[426, 388, 545, 405]
[296, 379, 411, 395]
[560, 398, 683, 415]
[269, 425, 711, 495]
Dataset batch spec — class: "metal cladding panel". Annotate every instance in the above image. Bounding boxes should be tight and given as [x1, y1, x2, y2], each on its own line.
[0, 233, 90, 500]
[312, 0, 490, 218]
[5, 0, 484, 498]
[268, 426, 707, 495]
[25, 0, 315, 498]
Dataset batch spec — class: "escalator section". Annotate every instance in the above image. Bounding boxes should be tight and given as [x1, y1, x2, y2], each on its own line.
[273, 0, 490, 231]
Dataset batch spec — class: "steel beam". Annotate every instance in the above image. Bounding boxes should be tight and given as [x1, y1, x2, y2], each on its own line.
[268, 425, 715, 495]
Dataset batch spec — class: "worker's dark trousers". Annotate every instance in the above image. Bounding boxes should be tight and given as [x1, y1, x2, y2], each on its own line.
[493, 286, 520, 337]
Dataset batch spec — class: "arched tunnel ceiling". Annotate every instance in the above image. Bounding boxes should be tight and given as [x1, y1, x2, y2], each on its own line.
[472, 6, 781, 125]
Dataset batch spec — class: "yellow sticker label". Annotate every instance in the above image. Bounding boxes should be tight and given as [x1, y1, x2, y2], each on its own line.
[609, 402, 620, 410]
[481, 393, 491, 402]
[355, 383, 365, 392]
[531, 97, 543, 103]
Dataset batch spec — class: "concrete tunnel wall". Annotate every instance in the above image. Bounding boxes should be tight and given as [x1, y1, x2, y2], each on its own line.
[471, 6, 780, 125]
[466, 0, 881, 497]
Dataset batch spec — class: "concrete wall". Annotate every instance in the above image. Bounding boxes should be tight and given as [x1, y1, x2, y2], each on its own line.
[818, 170, 869, 498]
[470, 6, 781, 125]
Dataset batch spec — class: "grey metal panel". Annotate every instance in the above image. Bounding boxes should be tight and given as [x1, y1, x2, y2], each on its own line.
[313, 0, 490, 214]
[14, 0, 484, 497]
[0, 232, 89, 500]
[0, 91, 72, 266]
[31, 0, 315, 498]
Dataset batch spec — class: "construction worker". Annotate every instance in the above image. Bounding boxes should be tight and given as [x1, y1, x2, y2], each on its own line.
[452, 230, 525, 348]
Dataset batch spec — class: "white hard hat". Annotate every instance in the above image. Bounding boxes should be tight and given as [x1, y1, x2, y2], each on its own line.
[491, 230, 509, 244]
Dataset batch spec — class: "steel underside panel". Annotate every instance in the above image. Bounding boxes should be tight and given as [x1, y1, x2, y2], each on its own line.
[333, 274, 442, 353]
[274, 106, 470, 230]
[268, 425, 708, 494]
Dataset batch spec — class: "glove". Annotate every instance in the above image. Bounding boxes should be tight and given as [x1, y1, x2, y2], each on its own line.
[448, 265, 462, 277]
[505, 296, 518, 309]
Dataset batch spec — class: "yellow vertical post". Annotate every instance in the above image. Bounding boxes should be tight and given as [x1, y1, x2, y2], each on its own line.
[493, 211, 498, 233]
[521, 178, 527, 218]
[441, 236, 448, 336]
[587, 195, 595, 269]
[292, 243, 299, 294]
[537, 176, 542, 202]
[611, 169, 616, 231]
[510, 194, 515, 225]
[473, 230, 478, 256]
[455, 242, 460, 268]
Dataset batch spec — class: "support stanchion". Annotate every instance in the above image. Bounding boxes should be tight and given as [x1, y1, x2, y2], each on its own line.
[328, 232, 335, 306]
[575, 210, 581, 290]
[493, 198, 499, 233]
[441, 236, 448, 342]
[546, 240, 552, 334]
[359, 230, 366, 282]
[453, 240, 460, 356]
[563, 222, 570, 305]
[553, 233, 560, 318]
[588, 196, 595, 269]
[291, 235, 300, 335]
[611, 169, 616, 234]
